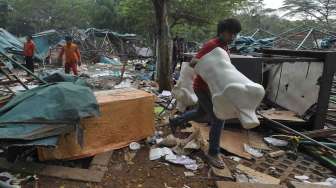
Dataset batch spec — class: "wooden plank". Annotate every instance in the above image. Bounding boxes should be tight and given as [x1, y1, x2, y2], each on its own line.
[211, 165, 232, 178]
[259, 110, 305, 122]
[315, 53, 336, 129]
[302, 128, 336, 138]
[217, 182, 287, 188]
[38, 88, 155, 160]
[0, 158, 105, 183]
[236, 164, 281, 185]
[289, 181, 335, 188]
[247, 131, 271, 151]
[89, 151, 113, 171]
[90, 151, 113, 167]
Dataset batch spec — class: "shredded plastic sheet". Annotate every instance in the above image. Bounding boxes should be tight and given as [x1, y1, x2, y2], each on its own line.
[32, 30, 61, 60]
[0, 28, 23, 54]
[149, 147, 198, 170]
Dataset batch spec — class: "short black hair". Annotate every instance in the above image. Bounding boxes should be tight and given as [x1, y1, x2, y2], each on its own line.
[217, 18, 242, 36]
[65, 35, 72, 41]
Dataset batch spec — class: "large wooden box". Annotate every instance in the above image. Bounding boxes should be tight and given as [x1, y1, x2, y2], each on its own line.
[38, 88, 155, 160]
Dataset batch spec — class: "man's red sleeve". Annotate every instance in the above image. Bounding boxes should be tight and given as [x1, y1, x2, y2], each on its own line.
[195, 40, 216, 59]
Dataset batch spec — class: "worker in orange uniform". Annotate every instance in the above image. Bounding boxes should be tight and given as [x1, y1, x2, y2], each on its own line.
[23, 35, 36, 73]
[58, 36, 81, 75]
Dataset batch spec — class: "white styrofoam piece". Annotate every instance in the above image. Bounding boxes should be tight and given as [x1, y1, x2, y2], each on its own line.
[172, 62, 198, 111]
[194, 47, 265, 129]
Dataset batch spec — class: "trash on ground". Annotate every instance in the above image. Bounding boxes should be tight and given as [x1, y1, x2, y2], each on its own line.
[129, 142, 141, 151]
[243, 144, 263, 158]
[264, 137, 289, 147]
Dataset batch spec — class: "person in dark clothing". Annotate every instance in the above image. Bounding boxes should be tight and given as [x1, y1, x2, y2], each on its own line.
[172, 37, 185, 72]
[23, 35, 36, 73]
[169, 18, 242, 169]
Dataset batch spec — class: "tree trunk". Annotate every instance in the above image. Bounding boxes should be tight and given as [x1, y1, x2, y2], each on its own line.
[152, 0, 172, 91]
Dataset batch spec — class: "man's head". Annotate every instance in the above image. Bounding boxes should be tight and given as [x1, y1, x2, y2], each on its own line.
[65, 36, 72, 45]
[217, 18, 241, 43]
[26, 35, 33, 42]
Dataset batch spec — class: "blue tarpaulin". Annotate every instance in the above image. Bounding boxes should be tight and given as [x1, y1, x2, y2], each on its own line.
[32, 30, 61, 60]
[320, 37, 336, 49]
[231, 36, 275, 54]
[0, 28, 23, 55]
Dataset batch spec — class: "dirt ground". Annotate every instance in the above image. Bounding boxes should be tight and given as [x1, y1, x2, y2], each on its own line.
[23, 147, 216, 188]
[21, 123, 217, 188]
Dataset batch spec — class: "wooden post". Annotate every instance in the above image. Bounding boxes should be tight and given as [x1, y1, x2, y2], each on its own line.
[314, 52, 336, 129]
[152, 0, 172, 91]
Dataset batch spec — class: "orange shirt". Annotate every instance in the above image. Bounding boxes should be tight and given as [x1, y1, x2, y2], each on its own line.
[24, 40, 35, 57]
[59, 43, 81, 64]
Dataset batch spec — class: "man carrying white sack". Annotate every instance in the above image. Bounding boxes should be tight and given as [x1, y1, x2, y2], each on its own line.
[169, 18, 242, 169]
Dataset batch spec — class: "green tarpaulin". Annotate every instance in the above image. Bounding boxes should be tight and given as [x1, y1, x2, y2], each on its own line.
[0, 82, 99, 140]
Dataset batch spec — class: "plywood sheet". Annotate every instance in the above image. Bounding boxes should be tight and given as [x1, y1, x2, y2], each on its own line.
[0, 158, 105, 182]
[38, 88, 155, 160]
[259, 110, 305, 122]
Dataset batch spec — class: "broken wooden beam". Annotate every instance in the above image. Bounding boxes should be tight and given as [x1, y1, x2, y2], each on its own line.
[0, 158, 105, 183]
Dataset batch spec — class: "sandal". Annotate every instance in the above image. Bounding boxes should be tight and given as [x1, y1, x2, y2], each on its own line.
[206, 153, 225, 169]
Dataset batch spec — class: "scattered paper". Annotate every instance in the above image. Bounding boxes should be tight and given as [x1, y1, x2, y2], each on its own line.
[295, 175, 310, 181]
[264, 137, 288, 147]
[229, 156, 242, 162]
[244, 144, 263, 158]
[184, 172, 195, 177]
[114, 79, 132, 88]
[149, 147, 174, 161]
[159, 90, 172, 97]
[312, 178, 336, 186]
[129, 142, 141, 150]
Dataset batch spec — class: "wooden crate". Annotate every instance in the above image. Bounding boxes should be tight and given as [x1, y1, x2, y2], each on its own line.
[38, 88, 155, 160]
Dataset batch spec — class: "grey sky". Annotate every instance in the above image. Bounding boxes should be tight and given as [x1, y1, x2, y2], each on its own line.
[264, 0, 284, 9]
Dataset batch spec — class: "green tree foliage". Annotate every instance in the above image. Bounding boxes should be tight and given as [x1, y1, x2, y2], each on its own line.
[7, 0, 93, 34]
[0, 0, 12, 28]
[5, 0, 279, 41]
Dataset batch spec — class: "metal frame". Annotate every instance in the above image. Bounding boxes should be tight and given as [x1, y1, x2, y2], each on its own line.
[183, 48, 336, 130]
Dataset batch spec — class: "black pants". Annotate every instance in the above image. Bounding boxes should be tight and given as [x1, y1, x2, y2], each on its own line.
[25, 56, 34, 73]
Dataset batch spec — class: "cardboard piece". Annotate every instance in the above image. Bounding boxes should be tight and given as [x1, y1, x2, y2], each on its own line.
[191, 122, 259, 159]
[38, 88, 155, 160]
